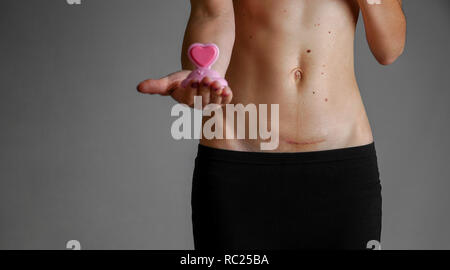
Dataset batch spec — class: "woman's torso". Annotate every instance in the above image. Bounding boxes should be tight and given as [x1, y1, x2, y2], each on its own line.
[200, 0, 373, 152]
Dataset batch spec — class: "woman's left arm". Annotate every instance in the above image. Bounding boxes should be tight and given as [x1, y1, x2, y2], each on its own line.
[358, 0, 406, 65]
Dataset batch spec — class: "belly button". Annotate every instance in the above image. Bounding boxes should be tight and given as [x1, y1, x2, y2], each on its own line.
[292, 68, 303, 81]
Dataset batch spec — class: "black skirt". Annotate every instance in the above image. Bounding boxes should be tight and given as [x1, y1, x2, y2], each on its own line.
[191, 143, 382, 250]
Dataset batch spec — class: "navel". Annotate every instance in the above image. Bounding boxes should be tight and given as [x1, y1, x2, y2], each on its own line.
[291, 67, 304, 82]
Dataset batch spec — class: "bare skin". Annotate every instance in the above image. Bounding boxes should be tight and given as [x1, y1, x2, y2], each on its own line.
[138, 0, 406, 152]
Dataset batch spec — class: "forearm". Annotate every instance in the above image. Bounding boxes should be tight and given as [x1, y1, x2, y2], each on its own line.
[358, 0, 406, 65]
[182, 8, 235, 77]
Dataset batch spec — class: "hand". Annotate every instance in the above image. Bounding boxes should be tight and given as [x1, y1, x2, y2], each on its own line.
[137, 70, 233, 108]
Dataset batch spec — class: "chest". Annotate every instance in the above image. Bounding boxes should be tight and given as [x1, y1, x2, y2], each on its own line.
[233, 0, 359, 25]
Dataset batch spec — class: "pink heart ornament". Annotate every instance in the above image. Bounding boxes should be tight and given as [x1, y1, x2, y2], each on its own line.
[188, 43, 219, 69]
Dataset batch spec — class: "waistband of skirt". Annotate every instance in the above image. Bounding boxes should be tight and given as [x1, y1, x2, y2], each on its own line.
[196, 142, 377, 164]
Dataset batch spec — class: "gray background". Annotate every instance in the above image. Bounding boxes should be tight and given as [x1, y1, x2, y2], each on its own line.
[0, 0, 448, 250]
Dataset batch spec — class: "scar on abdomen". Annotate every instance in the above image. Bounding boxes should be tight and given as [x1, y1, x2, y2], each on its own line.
[286, 138, 326, 146]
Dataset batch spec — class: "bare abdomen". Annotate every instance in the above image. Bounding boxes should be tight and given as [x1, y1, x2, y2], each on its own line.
[199, 0, 373, 152]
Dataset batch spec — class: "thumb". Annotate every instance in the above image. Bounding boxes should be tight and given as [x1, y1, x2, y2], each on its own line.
[137, 71, 190, 96]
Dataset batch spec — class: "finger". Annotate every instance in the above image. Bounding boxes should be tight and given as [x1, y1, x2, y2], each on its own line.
[221, 86, 233, 105]
[210, 87, 222, 105]
[184, 80, 199, 107]
[199, 77, 212, 107]
[137, 71, 189, 96]
[210, 81, 224, 96]
[137, 77, 171, 95]
[201, 76, 213, 88]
